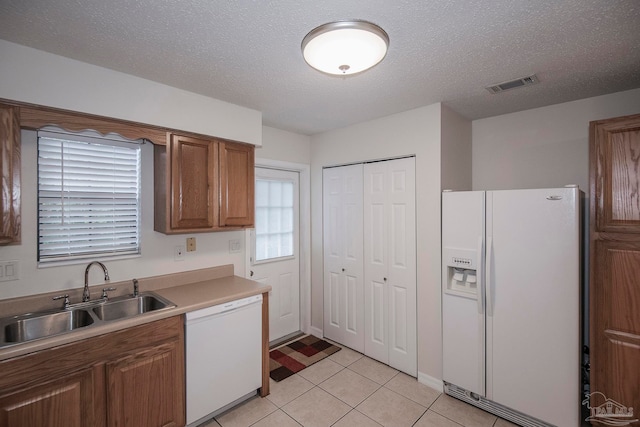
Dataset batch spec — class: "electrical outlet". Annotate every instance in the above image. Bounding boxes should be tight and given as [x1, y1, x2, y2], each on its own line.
[174, 245, 185, 261]
[229, 239, 241, 253]
[0, 260, 19, 282]
[186, 237, 196, 252]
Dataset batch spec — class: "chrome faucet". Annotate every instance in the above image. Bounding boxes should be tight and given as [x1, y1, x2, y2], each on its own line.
[84, 261, 110, 302]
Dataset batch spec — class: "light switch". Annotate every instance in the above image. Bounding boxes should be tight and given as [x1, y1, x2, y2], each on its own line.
[229, 239, 241, 253]
[0, 260, 19, 282]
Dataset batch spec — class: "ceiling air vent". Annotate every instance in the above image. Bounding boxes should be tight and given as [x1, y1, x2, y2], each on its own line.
[485, 74, 539, 94]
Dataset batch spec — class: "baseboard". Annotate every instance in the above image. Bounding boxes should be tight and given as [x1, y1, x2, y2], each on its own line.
[309, 326, 323, 338]
[418, 371, 444, 393]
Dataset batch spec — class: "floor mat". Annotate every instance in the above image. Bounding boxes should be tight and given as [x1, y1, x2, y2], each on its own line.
[269, 335, 341, 382]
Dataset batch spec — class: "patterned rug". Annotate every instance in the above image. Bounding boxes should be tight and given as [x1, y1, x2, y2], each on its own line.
[269, 335, 341, 382]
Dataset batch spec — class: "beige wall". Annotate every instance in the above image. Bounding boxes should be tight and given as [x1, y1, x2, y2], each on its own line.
[257, 126, 311, 164]
[310, 103, 465, 385]
[0, 40, 262, 146]
[441, 105, 472, 191]
[472, 88, 640, 191]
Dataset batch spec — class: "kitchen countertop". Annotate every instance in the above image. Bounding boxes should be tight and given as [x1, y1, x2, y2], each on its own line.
[0, 265, 271, 362]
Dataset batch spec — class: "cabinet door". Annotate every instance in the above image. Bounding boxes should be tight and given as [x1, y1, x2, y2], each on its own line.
[219, 141, 254, 226]
[0, 367, 104, 427]
[591, 239, 640, 417]
[591, 114, 640, 233]
[106, 340, 185, 427]
[0, 103, 21, 244]
[170, 134, 217, 229]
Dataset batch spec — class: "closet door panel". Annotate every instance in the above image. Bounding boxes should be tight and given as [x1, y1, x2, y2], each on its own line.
[364, 162, 390, 363]
[386, 158, 417, 376]
[323, 165, 364, 352]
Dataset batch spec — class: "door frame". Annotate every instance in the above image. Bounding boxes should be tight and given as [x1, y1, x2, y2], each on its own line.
[246, 158, 312, 336]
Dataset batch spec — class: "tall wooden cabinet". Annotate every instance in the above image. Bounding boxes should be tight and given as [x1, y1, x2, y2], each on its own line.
[154, 134, 254, 234]
[589, 113, 640, 418]
[323, 158, 417, 376]
[0, 103, 21, 245]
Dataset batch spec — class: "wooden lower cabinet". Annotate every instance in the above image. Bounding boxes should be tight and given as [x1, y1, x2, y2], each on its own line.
[0, 366, 104, 427]
[590, 238, 640, 415]
[0, 316, 184, 427]
[107, 341, 184, 427]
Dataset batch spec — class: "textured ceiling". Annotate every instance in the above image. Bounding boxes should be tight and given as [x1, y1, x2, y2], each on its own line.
[0, 0, 639, 135]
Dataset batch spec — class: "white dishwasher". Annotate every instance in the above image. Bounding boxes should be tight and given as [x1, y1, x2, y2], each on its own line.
[185, 294, 263, 426]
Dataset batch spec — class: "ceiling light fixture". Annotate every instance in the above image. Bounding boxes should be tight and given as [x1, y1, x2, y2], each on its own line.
[301, 20, 389, 76]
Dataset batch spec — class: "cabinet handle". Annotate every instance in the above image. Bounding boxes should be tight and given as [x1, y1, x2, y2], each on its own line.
[383, 277, 387, 281]
[342, 268, 345, 272]
[250, 270, 254, 277]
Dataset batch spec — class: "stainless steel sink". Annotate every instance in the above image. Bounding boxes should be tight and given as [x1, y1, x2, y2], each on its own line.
[0, 292, 175, 348]
[3, 309, 94, 343]
[92, 293, 175, 322]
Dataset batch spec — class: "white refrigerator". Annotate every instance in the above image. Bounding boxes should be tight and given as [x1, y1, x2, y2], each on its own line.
[442, 187, 581, 427]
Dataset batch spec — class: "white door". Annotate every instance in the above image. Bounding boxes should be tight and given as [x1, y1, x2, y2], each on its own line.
[250, 167, 300, 342]
[323, 164, 364, 352]
[363, 158, 417, 376]
[486, 188, 580, 426]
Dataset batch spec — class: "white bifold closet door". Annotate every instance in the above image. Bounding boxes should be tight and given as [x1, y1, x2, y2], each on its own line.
[323, 164, 365, 352]
[323, 158, 416, 376]
[363, 158, 417, 376]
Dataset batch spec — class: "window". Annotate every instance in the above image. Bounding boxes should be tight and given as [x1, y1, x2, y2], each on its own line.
[254, 178, 294, 262]
[37, 130, 142, 263]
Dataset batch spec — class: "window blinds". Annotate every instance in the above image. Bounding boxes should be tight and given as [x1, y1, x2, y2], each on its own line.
[37, 131, 141, 263]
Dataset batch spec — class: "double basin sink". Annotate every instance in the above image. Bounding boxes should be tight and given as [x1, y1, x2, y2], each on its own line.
[0, 293, 175, 347]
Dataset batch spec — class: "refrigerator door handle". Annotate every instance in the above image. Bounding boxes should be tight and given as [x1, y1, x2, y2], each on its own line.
[487, 236, 494, 317]
[476, 235, 484, 315]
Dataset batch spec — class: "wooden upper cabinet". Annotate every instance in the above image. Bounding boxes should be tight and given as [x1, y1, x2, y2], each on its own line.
[219, 140, 255, 227]
[169, 134, 218, 230]
[154, 133, 254, 233]
[591, 113, 640, 233]
[0, 103, 21, 245]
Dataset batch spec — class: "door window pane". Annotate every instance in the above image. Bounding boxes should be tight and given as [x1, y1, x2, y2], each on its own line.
[255, 179, 294, 261]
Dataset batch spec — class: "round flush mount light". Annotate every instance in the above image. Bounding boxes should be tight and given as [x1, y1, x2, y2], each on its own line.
[301, 20, 389, 76]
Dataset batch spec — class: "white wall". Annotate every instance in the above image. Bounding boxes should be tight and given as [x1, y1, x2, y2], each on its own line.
[0, 130, 246, 300]
[0, 40, 262, 146]
[310, 103, 453, 386]
[258, 126, 311, 164]
[472, 88, 640, 191]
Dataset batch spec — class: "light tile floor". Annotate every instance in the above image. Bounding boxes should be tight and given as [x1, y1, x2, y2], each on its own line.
[203, 343, 518, 427]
